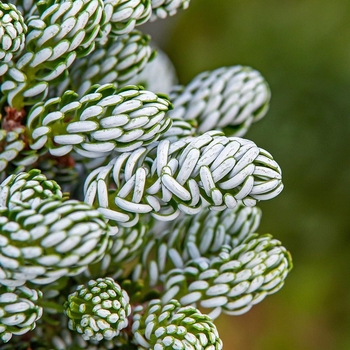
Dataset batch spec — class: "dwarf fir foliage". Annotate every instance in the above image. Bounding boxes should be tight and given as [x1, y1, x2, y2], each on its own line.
[0, 197, 111, 287]
[169, 65, 271, 137]
[0, 3, 27, 65]
[65, 277, 131, 342]
[27, 84, 172, 157]
[0, 0, 293, 348]
[0, 285, 42, 343]
[65, 30, 155, 96]
[132, 299, 222, 349]
[0, 126, 39, 175]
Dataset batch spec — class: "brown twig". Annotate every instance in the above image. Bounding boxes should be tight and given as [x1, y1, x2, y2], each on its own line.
[2, 106, 26, 131]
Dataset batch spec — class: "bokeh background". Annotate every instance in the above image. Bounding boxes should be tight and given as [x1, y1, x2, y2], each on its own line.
[143, 1, 350, 349]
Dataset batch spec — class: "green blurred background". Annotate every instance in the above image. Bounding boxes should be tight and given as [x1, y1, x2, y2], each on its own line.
[145, 0, 350, 349]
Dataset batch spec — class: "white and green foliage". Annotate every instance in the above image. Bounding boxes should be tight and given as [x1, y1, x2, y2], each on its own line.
[0, 127, 38, 175]
[150, 0, 191, 21]
[161, 233, 290, 317]
[0, 169, 63, 207]
[64, 277, 131, 341]
[84, 220, 149, 280]
[84, 131, 282, 226]
[135, 205, 263, 286]
[101, 0, 152, 37]
[27, 84, 172, 158]
[132, 206, 291, 319]
[169, 66, 271, 137]
[2, 0, 105, 108]
[36, 155, 81, 193]
[0, 3, 27, 66]
[0, 195, 111, 287]
[64, 30, 155, 96]
[0, 285, 43, 343]
[0, 0, 292, 347]
[7, 1, 36, 19]
[132, 299, 222, 349]
[0, 171, 111, 289]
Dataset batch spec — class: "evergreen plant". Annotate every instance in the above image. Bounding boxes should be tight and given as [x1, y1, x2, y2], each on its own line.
[0, 1, 292, 348]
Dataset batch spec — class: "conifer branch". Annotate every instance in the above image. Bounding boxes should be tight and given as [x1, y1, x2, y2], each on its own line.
[0, 1, 292, 347]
